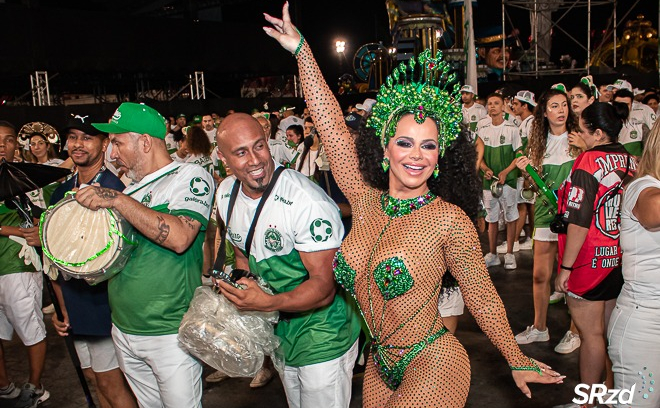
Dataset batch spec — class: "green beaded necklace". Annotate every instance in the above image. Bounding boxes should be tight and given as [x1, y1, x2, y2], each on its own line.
[381, 191, 437, 218]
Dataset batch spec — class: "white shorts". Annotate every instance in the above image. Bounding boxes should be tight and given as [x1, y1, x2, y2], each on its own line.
[483, 186, 519, 223]
[516, 177, 536, 204]
[0, 272, 46, 346]
[112, 325, 203, 408]
[438, 286, 464, 317]
[75, 336, 120, 373]
[532, 227, 558, 242]
[281, 339, 358, 408]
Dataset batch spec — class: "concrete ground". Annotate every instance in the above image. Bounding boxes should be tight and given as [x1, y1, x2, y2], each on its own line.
[1, 236, 582, 408]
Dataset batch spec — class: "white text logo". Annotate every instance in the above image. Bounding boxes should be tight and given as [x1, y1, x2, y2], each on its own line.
[573, 384, 635, 405]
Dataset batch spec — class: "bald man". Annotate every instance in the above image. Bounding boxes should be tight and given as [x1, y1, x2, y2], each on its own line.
[213, 114, 361, 408]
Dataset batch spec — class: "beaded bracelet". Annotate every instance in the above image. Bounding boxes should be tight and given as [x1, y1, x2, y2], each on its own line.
[510, 358, 542, 375]
[294, 28, 305, 57]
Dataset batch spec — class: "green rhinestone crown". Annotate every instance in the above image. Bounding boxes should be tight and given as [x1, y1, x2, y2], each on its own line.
[366, 49, 463, 157]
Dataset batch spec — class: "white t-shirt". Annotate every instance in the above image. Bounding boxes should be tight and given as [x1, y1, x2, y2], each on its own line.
[620, 175, 660, 299]
[631, 101, 657, 130]
[204, 128, 217, 146]
[519, 115, 534, 146]
[462, 103, 487, 131]
[185, 153, 213, 175]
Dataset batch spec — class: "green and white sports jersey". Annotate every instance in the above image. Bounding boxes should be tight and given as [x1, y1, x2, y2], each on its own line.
[215, 167, 360, 367]
[0, 204, 37, 276]
[631, 101, 657, 130]
[185, 153, 214, 175]
[109, 162, 213, 336]
[503, 112, 521, 127]
[164, 133, 177, 155]
[477, 118, 522, 189]
[519, 115, 534, 152]
[534, 132, 575, 227]
[462, 103, 487, 132]
[618, 119, 647, 157]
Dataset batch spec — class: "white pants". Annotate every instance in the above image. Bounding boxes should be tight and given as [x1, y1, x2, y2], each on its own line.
[281, 339, 358, 408]
[111, 325, 202, 408]
[608, 291, 660, 408]
[0, 272, 46, 346]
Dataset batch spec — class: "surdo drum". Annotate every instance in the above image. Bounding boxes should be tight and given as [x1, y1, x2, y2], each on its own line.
[40, 195, 137, 284]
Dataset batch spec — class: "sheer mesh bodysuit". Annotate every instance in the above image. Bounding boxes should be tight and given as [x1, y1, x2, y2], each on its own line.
[296, 42, 534, 407]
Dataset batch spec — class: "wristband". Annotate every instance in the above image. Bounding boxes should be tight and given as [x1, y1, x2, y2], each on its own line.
[293, 28, 305, 57]
[560, 264, 574, 271]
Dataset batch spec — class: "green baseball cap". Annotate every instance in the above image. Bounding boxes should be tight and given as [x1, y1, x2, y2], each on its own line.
[192, 115, 202, 124]
[92, 102, 167, 139]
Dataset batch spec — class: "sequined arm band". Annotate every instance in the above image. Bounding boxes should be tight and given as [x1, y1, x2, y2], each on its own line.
[294, 29, 305, 57]
[510, 358, 542, 375]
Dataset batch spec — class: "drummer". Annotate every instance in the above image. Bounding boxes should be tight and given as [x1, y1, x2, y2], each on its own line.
[31, 113, 137, 407]
[477, 93, 522, 270]
[75, 103, 214, 407]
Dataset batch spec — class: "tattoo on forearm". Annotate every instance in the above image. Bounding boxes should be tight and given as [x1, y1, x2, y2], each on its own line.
[94, 187, 117, 200]
[155, 215, 170, 244]
[179, 215, 196, 230]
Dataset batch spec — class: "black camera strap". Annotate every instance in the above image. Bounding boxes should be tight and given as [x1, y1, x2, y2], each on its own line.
[212, 166, 286, 275]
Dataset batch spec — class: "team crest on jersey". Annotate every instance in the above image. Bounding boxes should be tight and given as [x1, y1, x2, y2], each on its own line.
[141, 192, 152, 206]
[567, 186, 585, 209]
[189, 177, 210, 196]
[264, 227, 283, 252]
[595, 186, 623, 239]
[630, 130, 638, 140]
[499, 135, 505, 144]
[471, 115, 476, 121]
[310, 218, 333, 242]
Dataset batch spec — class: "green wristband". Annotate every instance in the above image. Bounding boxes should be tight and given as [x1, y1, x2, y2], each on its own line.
[294, 29, 305, 57]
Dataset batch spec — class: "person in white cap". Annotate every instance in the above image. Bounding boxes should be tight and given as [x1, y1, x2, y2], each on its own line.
[498, 90, 536, 255]
[355, 98, 376, 116]
[460, 85, 487, 132]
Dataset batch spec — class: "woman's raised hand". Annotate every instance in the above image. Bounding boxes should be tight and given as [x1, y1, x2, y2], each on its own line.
[263, 2, 301, 54]
[515, 155, 532, 171]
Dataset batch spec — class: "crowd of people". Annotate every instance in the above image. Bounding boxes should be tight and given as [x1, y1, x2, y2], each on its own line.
[1, 5, 659, 408]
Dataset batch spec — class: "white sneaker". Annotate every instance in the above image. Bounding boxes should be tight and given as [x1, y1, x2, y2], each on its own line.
[515, 325, 549, 344]
[249, 366, 275, 388]
[484, 253, 501, 267]
[205, 371, 229, 383]
[549, 291, 565, 304]
[554, 330, 581, 354]
[519, 237, 533, 251]
[496, 241, 520, 253]
[503, 253, 517, 270]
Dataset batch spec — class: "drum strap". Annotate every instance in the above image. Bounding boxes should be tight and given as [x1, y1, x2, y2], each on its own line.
[212, 166, 286, 275]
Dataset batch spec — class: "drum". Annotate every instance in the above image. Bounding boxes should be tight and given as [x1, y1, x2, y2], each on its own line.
[490, 179, 503, 198]
[520, 188, 536, 202]
[40, 195, 137, 284]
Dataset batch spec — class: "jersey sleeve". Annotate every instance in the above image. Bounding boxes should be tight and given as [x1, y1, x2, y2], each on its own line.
[296, 41, 367, 202]
[564, 169, 597, 228]
[292, 193, 344, 253]
[444, 209, 531, 369]
[168, 164, 214, 228]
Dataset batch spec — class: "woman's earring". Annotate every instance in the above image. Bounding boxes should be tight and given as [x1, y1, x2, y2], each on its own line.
[433, 164, 439, 178]
[381, 157, 390, 172]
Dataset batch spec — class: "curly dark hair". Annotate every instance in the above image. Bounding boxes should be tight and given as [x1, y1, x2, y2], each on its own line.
[185, 126, 212, 156]
[354, 114, 480, 221]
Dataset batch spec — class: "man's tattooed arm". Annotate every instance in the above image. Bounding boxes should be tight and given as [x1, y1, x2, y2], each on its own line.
[154, 215, 171, 244]
[94, 187, 118, 200]
[179, 215, 197, 230]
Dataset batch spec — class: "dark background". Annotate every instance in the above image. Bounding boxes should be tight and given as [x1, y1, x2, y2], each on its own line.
[0, 0, 656, 118]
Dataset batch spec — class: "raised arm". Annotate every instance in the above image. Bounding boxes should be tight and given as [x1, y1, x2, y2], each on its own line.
[444, 209, 564, 397]
[264, 2, 366, 200]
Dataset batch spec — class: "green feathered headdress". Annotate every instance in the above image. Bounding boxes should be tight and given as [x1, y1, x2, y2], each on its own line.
[366, 49, 463, 157]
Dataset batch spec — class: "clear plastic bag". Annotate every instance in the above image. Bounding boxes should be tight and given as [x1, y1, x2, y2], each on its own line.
[178, 286, 284, 377]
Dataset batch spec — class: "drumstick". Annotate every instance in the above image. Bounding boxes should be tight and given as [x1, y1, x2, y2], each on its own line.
[516, 152, 557, 208]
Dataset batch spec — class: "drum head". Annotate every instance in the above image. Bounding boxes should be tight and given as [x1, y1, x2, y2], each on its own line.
[43, 199, 121, 274]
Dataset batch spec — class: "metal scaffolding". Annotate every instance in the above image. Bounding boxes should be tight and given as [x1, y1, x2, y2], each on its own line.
[502, 0, 617, 78]
[190, 71, 206, 100]
[30, 71, 51, 106]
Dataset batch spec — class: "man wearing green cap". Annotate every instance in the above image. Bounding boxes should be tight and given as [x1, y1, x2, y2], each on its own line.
[75, 102, 214, 407]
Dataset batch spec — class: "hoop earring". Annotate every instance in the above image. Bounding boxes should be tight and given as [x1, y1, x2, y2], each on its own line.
[433, 164, 439, 178]
[381, 157, 390, 172]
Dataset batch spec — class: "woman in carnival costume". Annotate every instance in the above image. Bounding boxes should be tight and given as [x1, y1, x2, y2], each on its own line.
[264, 3, 564, 406]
